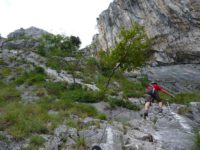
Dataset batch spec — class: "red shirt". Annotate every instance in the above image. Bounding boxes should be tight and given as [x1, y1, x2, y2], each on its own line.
[147, 84, 163, 91]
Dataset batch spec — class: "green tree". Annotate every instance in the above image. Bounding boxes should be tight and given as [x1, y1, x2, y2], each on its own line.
[99, 23, 152, 89]
[37, 33, 77, 57]
[69, 36, 81, 48]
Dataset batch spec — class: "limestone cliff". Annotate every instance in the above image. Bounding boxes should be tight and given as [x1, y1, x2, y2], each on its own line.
[94, 0, 200, 65]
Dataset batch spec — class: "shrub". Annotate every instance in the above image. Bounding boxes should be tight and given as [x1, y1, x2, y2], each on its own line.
[75, 137, 87, 150]
[96, 113, 107, 120]
[30, 135, 45, 146]
[45, 81, 67, 97]
[70, 103, 97, 118]
[61, 89, 104, 103]
[22, 135, 45, 150]
[108, 98, 140, 111]
[15, 67, 47, 86]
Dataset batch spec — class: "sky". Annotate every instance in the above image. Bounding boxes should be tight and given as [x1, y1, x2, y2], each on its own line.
[0, 0, 113, 48]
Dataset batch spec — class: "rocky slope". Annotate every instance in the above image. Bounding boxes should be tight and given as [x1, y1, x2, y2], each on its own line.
[94, 0, 200, 65]
[0, 27, 200, 150]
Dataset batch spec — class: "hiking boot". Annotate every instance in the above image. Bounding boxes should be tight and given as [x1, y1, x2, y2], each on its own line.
[144, 111, 148, 119]
[158, 108, 163, 113]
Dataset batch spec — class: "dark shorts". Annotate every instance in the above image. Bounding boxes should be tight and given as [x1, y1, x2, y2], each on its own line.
[145, 89, 162, 103]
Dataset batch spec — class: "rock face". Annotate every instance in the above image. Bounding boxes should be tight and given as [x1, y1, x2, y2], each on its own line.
[95, 0, 200, 65]
[1, 27, 48, 50]
[7, 26, 48, 39]
[142, 64, 200, 93]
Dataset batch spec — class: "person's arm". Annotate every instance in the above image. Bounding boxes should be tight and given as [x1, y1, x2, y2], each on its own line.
[160, 88, 174, 97]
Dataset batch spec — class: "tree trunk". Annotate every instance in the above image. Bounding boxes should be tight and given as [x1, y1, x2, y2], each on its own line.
[105, 63, 121, 89]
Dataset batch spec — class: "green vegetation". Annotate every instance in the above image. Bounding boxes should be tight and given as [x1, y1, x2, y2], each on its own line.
[98, 23, 152, 89]
[192, 130, 200, 150]
[30, 135, 45, 146]
[61, 89, 104, 103]
[37, 34, 81, 57]
[96, 113, 107, 120]
[0, 65, 102, 140]
[5, 34, 37, 50]
[0, 59, 7, 65]
[195, 84, 200, 90]
[116, 77, 144, 98]
[15, 66, 47, 86]
[177, 106, 191, 115]
[0, 67, 12, 77]
[0, 96, 100, 139]
[0, 134, 8, 142]
[0, 82, 20, 104]
[0, 102, 51, 138]
[75, 137, 87, 150]
[170, 93, 200, 104]
[152, 116, 158, 125]
[37, 33, 82, 73]
[66, 119, 80, 128]
[108, 98, 140, 111]
[22, 135, 45, 150]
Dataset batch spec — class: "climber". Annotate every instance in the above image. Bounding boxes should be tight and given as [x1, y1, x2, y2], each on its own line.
[143, 81, 174, 119]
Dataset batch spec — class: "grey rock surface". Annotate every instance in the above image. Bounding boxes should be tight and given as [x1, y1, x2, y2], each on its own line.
[189, 102, 200, 123]
[7, 26, 48, 39]
[143, 64, 200, 93]
[1, 27, 48, 50]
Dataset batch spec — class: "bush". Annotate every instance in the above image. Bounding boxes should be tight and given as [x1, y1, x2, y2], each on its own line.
[61, 89, 104, 103]
[108, 98, 140, 111]
[70, 103, 97, 118]
[44, 81, 67, 97]
[75, 137, 87, 150]
[15, 67, 47, 86]
[96, 113, 107, 120]
[34, 66, 45, 74]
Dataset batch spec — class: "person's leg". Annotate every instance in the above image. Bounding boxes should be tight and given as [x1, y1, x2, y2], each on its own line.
[153, 91, 163, 113]
[158, 101, 163, 113]
[145, 101, 151, 111]
[144, 95, 152, 118]
[144, 101, 150, 118]
[158, 101, 162, 108]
